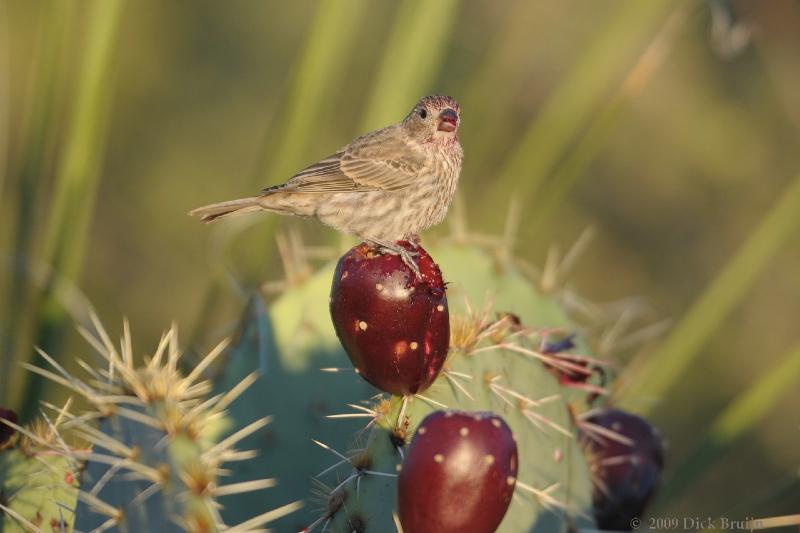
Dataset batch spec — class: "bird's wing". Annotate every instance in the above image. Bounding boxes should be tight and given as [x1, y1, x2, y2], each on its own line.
[340, 130, 427, 191]
[262, 128, 426, 194]
[262, 152, 353, 193]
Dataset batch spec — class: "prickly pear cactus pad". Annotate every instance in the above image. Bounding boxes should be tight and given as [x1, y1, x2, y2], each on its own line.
[320, 309, 596, 532]
[214, 296, 376, 531]
[217, 242, 596, 531]
[23, 315, 301, 532]
[0, 407, 78, 533]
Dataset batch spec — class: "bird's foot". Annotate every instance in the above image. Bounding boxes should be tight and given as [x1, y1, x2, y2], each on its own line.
[370, 240, 422, 279]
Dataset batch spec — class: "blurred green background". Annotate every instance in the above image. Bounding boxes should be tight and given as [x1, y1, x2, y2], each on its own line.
[1, 0, 799, 525]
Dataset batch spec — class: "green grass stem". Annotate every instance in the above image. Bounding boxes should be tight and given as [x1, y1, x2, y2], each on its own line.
[18, 0, 125, 419]
[619, 171, 800, 412]
[359, 0, 460, 131]
[488, 0, 672, 208]
[657, 341, 800, 503]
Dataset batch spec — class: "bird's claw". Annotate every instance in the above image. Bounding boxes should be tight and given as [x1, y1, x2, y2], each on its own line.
[398, 249, 422, 279]
[373, 241, 423, 280]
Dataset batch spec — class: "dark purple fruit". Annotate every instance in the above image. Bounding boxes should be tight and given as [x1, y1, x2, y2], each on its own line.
[398, 411, 517, 533]
[580, 408, 664, 531]
[329, 242, 449, 395]
[0, 407, 18, 447]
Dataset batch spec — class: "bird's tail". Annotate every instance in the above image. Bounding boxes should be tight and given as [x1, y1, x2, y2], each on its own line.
[189, 197, 264, 223]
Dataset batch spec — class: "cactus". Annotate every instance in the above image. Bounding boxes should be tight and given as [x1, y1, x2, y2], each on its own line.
[321, 309, 596, 532]
[18, 316, 301, 532]
[0, 239, 612, 531]
[0, 406, 79, 533]
[0, 239, 615, 532]
[213, 293, 375, 531]
[216, 241, 599, 531]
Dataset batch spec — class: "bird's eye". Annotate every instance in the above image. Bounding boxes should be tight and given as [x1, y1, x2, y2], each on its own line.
[419, 109, 427, 119]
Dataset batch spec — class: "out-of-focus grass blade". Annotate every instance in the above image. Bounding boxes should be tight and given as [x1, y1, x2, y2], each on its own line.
[747, 515, 800, 531]
[656, 341, 800, 503]
[17, 0, 125, 420]
[460, 2, 542, 167]
[196, 0, 371, 348]
[1, 0, 74, 406]
[39, 0, 125, 269]
[742, 473, 800, 519]
[0, 1, 9, 199]
[359, 0, 460, 131]
[488, 0, 672, 207]
[617, 171, 800, 412]
[527, 7, 689, 233]
[262, 0, 371, 186]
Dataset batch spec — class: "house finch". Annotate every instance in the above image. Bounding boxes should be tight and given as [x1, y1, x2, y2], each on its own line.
[189, 95, 463, 273]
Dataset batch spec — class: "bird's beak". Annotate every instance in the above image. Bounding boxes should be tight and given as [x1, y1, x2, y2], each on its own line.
[437, 108, 458, 132]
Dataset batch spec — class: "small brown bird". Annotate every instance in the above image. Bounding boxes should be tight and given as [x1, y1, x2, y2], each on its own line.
[190, 95, 463, 273]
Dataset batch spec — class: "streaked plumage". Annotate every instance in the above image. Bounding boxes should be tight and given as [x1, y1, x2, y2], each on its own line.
[190, 95, 463, 243]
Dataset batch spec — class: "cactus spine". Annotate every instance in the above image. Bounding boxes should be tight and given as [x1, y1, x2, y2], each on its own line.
[13, 316, 301, 532]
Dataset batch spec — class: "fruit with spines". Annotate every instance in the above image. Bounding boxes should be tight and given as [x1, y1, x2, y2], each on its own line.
[398, 410, 518, 533]
[579, 408, 664, 531]
[329, 242, 450, 395]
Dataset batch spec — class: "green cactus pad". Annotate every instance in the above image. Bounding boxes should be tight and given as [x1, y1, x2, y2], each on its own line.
[327, 342, 595, 532]
[0, 445, 77, 533]
[217, 243, 595, 531]
[214, 294, 375, 530]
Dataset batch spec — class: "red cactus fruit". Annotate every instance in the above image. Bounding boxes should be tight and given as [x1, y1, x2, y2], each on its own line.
[398, 410, 518, 533]
[329, 242, 449, 395]
[580, 408, 664, 531]
[0, 407, 18, 447]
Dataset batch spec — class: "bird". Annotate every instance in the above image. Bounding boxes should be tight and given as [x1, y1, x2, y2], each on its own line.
[189, 95, 463, 274]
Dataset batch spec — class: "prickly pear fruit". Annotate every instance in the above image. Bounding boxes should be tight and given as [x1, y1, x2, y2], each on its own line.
[329, 242, 449, 395]
[580, 408, 664, 530]
[398, 410, 518, 533]
[0, 408, 17, 447]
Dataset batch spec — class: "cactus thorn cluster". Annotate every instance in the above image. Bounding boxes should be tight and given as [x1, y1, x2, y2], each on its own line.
[0, 227, 664, 532]
[2, 313, 302, 533]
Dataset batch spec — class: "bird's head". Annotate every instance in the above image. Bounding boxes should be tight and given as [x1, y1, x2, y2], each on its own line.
[404, 95, 461, 143]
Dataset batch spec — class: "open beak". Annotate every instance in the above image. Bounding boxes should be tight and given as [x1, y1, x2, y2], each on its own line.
[437, 108, 458, 132]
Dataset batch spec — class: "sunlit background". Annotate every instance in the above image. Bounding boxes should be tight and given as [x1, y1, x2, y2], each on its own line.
[1, 0, 799, 525]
